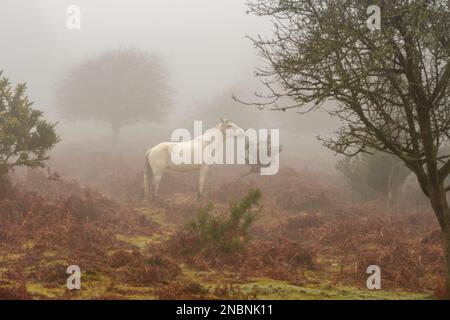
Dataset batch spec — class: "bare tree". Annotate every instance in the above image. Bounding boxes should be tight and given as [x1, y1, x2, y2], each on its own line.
[247, 0, 450, 293]
[57, 47, 171, 143]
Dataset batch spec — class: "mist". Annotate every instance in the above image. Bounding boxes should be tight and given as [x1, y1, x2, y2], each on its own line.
[0, 0, 339, 171]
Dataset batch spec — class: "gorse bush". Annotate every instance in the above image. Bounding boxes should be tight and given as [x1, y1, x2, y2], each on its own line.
[190, 188, 261, 253]
[0, 71, 59, 176]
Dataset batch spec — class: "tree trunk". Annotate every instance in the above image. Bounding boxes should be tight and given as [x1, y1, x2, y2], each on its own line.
[429, 187, 450, 298]
[386, 160, 396, 210]
[443, 228, 450, 299]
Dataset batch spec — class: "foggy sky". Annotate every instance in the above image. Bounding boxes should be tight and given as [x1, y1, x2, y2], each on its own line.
[0, 0, 269, 114]
[0, 0, 340, 169]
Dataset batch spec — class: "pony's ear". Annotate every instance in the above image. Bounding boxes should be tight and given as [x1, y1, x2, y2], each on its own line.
[220, 118, 227, 124]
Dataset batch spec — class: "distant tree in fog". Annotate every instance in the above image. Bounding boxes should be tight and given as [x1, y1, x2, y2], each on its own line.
[337, 151, 410, 207]
[57, 47, 171, 142]
[248, 0, 450, 294]
[192, 87, 263, 129]
[194, 85, 307, 131]
[0, 71, 59, 176]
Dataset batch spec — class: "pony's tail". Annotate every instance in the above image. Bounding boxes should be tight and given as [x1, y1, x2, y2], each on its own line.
[144, 149, 153, 200]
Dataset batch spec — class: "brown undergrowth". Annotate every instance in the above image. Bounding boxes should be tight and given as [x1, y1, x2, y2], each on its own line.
[0, 164, 447, 299]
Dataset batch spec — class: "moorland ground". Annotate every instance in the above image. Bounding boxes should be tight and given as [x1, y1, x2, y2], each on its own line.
[0, 150, 446, 300]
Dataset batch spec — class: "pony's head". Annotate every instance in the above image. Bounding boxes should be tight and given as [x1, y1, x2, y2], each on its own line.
[217, 118, 244, 137]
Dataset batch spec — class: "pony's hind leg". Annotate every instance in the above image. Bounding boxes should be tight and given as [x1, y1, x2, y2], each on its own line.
[153, 173, 163, 197]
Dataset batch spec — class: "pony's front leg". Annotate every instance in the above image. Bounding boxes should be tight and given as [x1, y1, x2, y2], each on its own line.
[198, 166, 209, 198]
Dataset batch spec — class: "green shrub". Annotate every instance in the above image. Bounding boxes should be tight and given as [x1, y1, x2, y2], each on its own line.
[190, 188, 261, 253]
[0, 71, 59, 176]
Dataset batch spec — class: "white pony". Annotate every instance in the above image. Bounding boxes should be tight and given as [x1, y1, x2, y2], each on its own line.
[144, 118, 244, 199]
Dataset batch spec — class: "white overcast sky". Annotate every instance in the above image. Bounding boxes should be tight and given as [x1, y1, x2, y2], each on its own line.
[0, 0, 271, 118]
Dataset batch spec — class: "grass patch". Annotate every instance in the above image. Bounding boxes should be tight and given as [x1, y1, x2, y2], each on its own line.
[238, 278, 432, 300]
[116, 234, 156, 248]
